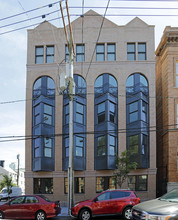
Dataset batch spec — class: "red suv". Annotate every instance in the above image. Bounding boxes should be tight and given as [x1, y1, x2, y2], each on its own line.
[71, 189, 140, 220]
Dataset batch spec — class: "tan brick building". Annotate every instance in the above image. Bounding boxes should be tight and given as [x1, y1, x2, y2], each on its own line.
[25, 10, 156, 203]
[156, 26, 178, 196]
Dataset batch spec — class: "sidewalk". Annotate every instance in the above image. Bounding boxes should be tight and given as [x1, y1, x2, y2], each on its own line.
[57, 206, 73, 219]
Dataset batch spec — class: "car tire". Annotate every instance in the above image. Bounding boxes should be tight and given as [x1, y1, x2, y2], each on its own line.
[35, 210, 46, 220]
[0, 211, 4, 219]
[123, 207, 132, 220]
[79, 208, 91, 220]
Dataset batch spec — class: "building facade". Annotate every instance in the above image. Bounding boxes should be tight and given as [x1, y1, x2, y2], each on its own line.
[156, 26, 178, 196]
[25, 10, 156, 203]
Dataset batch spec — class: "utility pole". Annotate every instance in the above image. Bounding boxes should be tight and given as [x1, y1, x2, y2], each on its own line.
[17, 154, 20, 186]
[60, 0, 75, 214]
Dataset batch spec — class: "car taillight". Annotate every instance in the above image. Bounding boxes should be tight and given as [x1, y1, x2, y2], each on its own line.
[51, 203, 56, 208]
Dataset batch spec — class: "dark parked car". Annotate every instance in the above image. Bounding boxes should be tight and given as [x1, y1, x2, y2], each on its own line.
[132, 188, 178, 220]
[72, 189, 140, 220]
[0, 195, 61, 220]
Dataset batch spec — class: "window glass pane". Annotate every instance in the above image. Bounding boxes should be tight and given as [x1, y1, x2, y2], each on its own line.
[36, 47, 43, 55]
[98, 102, 105, 113]
[97, 44, 104, 53]
[36, 57, 43, 64]
[137, 175, 147, 191]
[127, 54, 135, 61]
[76, 113, 83, 124]
[76, 137, 83, 147]
[129, 135, 139, 154]
[76, 103, 84, 114]
[76, 44, 85, 62]
[96, 54, 105, 61]
[64, 178, 68, 194]
[97, 192, 110, 201]
[97, 136, 105, 156]
[138, 43, 146, 52]
[34, 178, 53, 194]
[107, 54, 115, 61]
[95, 75, 103, 88]
[140, 75, 148, 87]
[34, 78, 42, 90]
[176, 75, 178, 87]
[109, 177, 116, 189]
[44, 104, 52, 114]
[44, 138, 52, 148]
[127, 43, 135, 52]
[109, 75, 117, 88]
[47, 77, 55, 89]
[66, 148, 69, 157]
[107, 44, 115, 53]
[46, 46, 54, 54]
[43, 114, 52, 125]
[96, 177, 104, 193]
[35, 147, 40, 158]
[110, 135, 115, 145]
[129, 102, 138, 113]
[126, 75, 134, 87]
[76, 55, 84, 62]
[130, 112, 138, 122]
[76, 147, 83, 157]
[138, 54, 146, 61]
[44, 148, 52, 157]
[77, 45, 84, 53]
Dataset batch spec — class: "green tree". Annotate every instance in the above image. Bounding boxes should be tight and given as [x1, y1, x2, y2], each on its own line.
[113, 150, 137, 189]
[0, 174, 15, 195]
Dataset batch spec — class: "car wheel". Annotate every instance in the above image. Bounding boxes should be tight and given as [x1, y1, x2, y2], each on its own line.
[35, 210, 46, 220]
[79, 208, 91, 220]
[123, 207, 132, 220]
[0, 211, 4, 219]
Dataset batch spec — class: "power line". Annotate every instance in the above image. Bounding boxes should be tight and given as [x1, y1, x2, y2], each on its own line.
[0, 123, 176, 143]
[0, 1, 60, 21]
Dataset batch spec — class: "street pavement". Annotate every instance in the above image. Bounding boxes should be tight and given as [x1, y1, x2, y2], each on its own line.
[51, 206, 124, 220]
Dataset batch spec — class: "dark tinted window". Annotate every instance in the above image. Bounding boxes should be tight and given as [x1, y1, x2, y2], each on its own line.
[111, 191, 131, 199]
[97, 192, 111, 201]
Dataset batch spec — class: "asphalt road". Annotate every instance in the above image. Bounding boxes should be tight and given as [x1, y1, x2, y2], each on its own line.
[50, 215, 124, 220]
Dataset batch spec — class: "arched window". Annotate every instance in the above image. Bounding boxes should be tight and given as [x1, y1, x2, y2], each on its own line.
[94, 73, 118, 170]
[63, 75, 86, 171]
[32, 76, 55, 171]
[126, 73, 149, 168]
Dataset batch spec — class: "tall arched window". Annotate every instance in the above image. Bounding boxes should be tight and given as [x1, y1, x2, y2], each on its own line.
[94, 74, 118, 170]
[126, 73, 149, 168]
[63, 75, 86, 171]
[32, 76, 55, 171]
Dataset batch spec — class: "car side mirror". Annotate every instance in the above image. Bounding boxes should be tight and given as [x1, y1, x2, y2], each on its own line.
[93, 197, 98, 202]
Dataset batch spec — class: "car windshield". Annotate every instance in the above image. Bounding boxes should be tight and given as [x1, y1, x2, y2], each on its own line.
[160, 188, 178, 203]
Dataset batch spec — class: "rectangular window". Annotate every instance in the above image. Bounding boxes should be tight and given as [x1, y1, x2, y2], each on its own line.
[64, 177, 68, 194]
[97, 136, 106, 156]
[138, 43, 146, 60]
[65, 44, 69, 62]
[141, 134, 148, 155]
[129, 135, 139, 155]
[109, 101, 116, 123]
[43, 104, 52, 125]
[76, 102, 84, 124]
[107, 43, 116, 61]
[65, 104, 69, 125]
[75, 136, 84, 157]
[176, 62, 178, 87]
[129, 101, 138, 123]
[75, 177, 85, 193]
[35, 46, 44, 64]
[128, 175, 147, 191]
[46, 45, 54, 63]
[177, 103, 178, 128]
[65, 137, 69, 157]
[34, 178, 53, 194]
[44, 137, 52, 157]
[76, 44, 85, 62]
[97, 102, 105, 124]
[142, 101, 147, 122]
[109, 135, 116, 156]
[64, 177, 85, 194]
[34, 137, 40, 158]
[127, 43, 136, 61]
[34, 104, 41, 125]
[96, 44, 105, 61]
[96, 177, 116, 193]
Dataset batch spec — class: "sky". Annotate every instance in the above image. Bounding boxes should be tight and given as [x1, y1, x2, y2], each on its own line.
[1, 0, 178, 169]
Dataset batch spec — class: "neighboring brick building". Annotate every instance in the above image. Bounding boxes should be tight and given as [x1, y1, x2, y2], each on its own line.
[156, 26, 178, 196]
[25, 10, 156, 203]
